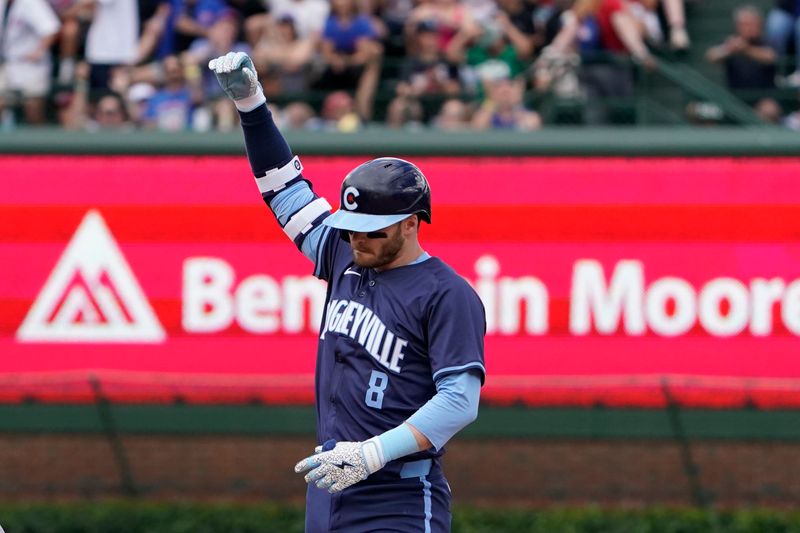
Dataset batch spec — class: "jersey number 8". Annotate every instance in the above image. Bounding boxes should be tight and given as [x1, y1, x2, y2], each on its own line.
[365, 370, 388, 409]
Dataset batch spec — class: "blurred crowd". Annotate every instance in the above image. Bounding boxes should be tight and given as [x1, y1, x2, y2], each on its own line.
[0, 0, 798, 131]
[703, 1, 800, 128]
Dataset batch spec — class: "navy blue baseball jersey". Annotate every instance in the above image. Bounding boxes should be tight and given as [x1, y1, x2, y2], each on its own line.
[312, 228, 486, 462]
[232, 99, 485, 532]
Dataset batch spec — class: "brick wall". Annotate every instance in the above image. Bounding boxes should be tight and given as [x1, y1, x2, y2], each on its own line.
[0, 435, 798, 506]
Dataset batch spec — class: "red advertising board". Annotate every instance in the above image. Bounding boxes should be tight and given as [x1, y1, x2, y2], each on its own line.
[3, 155, 800, 407]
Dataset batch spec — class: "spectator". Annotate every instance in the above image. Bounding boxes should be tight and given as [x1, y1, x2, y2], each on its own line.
[396, 20, 461, 97]
[356, 0, 390, 43]
[406, 0, 478, 59]
[495, 0, 540, 58]
[386, 19, 462, 126]
[281, 101, 316, 129]
[225, 0, 268, 47]
[539, 0, 649, 123]
[125, 81, 157, 127]
[60, 61, 134, 130]
[143, 0, 235, 60]
[136, 2, 172, 62]
[320, 90, 362, 132]
[545, 0, 603, 56]
[595, 0, 654, 66]
[765, 0, 800, 84]
[706, 6, 777, 90]
[447, 0, 539, 95]
[386, 92, 424, 128]
[471, 66, 542, 130]
[87, 92, 133, 130]
[62, 91, 133, 131]
[141, 54, 203, 130]
[47, 0, 91, 86]
[81, 0, 139, 93]
[316, 0, 383, 120]
[268, 0, 329, 41]
[0, 0, 61, 125]
[754, 96, 783, 123]
[253, 15, 316, 96]
[627, 0, 690, 51]
[174, 0, 235, 49]
[432, 97, 471, 129]
[579, 0, 654, 124]
[373, 0, 414, 54]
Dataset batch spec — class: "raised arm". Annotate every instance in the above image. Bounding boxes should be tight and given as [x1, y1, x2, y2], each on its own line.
[208, 52, 333, 270]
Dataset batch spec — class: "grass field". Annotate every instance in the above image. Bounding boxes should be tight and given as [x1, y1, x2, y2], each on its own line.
[3, 502, 800, 532]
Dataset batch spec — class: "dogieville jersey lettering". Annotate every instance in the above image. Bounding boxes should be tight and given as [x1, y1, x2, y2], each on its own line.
[320, 299, 408, 373]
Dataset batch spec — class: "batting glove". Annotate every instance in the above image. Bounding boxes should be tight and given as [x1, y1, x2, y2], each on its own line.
[294, 438, 386, 493]
[208, 51, 265, 111]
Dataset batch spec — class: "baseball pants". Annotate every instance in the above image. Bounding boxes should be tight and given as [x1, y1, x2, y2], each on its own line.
[305, 459, 451, 533]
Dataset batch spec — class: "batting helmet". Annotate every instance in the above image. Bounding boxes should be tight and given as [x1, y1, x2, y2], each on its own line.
[323, 157, 432, 233]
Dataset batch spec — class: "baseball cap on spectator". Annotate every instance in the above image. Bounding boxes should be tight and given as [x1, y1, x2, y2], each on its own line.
[476, 60, 512, 83]
[195, 0, 238, 28]
[128, 83, 156, 104]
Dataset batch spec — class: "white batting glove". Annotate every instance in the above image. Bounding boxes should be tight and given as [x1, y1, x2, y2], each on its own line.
[208, 51, 265, 111]
[294, 438, 387, 493]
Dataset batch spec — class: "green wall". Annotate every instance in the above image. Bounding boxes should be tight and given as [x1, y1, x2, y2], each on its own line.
[3, 126, 800, 156]
[2, 404, 800, 440]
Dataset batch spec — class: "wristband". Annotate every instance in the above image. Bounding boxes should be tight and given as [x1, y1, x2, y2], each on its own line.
[235, 89, 266, 112]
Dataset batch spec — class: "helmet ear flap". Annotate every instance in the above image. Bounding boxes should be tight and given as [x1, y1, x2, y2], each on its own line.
[339, 229, 350, 242]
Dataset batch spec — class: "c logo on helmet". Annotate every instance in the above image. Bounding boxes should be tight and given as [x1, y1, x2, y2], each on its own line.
[343, 186, 360, 210]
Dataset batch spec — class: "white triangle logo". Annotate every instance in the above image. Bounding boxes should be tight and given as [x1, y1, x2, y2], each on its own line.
[16, 210, 166, 343]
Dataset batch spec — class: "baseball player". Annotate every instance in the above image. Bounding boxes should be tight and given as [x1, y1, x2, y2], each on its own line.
[209, 51, 486, 533]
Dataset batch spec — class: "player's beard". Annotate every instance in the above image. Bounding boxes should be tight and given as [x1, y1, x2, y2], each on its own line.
[351, 227, 405, 268]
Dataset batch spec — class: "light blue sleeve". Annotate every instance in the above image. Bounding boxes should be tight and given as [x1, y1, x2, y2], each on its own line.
[376, 423, 419, 462]
[269, 181, 329, 265]
[406, 371, 481, 451]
